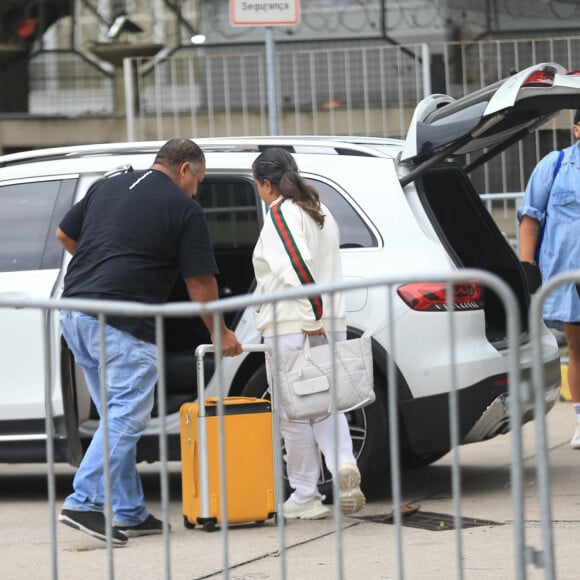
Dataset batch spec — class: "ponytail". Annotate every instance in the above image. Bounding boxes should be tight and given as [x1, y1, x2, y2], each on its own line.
[252, 148, 325, 227]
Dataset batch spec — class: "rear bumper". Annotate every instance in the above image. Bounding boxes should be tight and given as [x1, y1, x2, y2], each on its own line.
[399, 354, 561, 455]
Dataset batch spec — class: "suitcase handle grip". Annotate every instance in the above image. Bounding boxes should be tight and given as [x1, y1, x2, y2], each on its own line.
[194, 343, 272, 412]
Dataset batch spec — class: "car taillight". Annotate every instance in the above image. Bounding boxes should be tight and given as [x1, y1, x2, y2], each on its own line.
[397, 281, 484, 312]
[522, 64, 566, 87]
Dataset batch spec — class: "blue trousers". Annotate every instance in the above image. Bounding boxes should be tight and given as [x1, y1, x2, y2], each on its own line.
[59, 311, 158, 526]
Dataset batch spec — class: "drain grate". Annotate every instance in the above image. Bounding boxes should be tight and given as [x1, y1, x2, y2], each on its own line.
[353, 505, 502, 531]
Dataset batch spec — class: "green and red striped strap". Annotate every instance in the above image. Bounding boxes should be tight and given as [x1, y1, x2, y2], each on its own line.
[270, 201, 323, 320]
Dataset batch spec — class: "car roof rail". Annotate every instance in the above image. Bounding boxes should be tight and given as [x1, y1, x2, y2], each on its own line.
[0, 136, 402, 168]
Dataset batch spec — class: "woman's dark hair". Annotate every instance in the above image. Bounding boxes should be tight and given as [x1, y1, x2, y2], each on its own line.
[252, 147, 325, 227]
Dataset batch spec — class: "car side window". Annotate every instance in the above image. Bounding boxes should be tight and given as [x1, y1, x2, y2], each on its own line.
[306, 178, 378, 248]
[196, 177, 261, 298]
[0, 178, 76, 272]
[197, 177, 261, 249]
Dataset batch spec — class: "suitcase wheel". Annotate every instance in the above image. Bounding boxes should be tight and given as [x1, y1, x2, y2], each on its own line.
[203, 521, 217, 532]
[183, 515, 195, 529]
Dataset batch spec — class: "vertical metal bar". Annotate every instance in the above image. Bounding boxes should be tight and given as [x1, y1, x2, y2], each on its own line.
[327, 291, 345, 579]
[43, 308, 58, 580]
[240, 56, 250, 136]
[171, 58, 180, 140]
[309, 52, 318, 134]
[328, 51, 336, 135]
[154, 315, 171, 579]
[123, 57, 135, 142]
[154, 63, 164, 140]
[257, 53, 268, 135]
[223, 59, 232, 137]
[206, 57, 215, 137]
[265, 27, 279, 136]
[270, 302, 288, 580]
[396, 48, 405, 137]
[187, 58, 199, 138]
[98, 313, 115, 578]
[446, 282, 464, 580]
[506, 281, 526, 580]
[379, 48, 388, 136]
[196, 348, 211, 520]
[213, 313, 230, 577]
[386, 283, 404, 580]
[292, 53, 301, 135]
[421, 43, 431, 98]
[362, 48, 370, 135]
[530, 281, 558, 580]
[344, 51, 352, 136]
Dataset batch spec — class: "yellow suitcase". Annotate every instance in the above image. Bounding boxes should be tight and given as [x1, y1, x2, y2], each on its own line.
[180, 344, 276, 531]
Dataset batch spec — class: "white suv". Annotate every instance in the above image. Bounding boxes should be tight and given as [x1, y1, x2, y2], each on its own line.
[0, 62, 574, 497]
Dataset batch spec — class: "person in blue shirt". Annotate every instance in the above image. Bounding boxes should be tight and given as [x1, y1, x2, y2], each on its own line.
[518, 109, 580, 449]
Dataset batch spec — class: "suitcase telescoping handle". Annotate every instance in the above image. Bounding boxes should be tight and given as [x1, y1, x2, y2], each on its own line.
[194, 343, 272, 524]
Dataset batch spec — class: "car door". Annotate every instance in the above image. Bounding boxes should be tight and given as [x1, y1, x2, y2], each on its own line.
[0, 176, 76, 454]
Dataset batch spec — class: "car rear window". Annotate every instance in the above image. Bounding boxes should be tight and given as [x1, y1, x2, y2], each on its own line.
[0, 178, 76, 272]
[307, 179, 378, 248]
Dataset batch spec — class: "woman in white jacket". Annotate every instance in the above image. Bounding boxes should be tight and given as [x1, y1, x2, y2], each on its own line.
[252, 147, 365, 519]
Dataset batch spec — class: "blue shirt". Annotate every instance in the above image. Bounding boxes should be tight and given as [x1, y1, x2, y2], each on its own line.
[517, 142, 580, 323]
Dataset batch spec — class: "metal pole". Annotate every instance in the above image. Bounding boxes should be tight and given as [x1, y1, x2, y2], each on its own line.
[124, 57, 136, 142]
[421, 43, 431, 98]
[265, 26, 279, 135]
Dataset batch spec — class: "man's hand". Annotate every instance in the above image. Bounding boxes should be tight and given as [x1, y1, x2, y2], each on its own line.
[212, 328, 243, 357]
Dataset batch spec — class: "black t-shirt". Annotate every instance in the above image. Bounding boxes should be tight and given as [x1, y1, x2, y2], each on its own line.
[59, 169, 218, 342]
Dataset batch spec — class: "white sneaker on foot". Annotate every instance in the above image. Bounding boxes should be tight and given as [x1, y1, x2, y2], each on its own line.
[570, 424, 580, 449]
[284, 498, 330, 520]
[338, 463, 366, 515]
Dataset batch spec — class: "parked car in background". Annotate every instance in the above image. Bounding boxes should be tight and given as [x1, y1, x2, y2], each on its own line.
[0, 62, 575, 497]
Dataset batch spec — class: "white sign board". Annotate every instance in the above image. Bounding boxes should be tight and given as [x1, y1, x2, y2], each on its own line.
[230, 0, 300, 27]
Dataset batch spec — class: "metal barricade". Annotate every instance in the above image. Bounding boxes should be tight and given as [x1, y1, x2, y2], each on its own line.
[0, 268, 561, 579]
[528, 270, 580, 580]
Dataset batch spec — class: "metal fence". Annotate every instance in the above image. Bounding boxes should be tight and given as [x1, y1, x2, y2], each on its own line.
[0, 268, 565, 579]
[125, 34, 580, 143]
[22, 35, 580, 194]
[480, 192, 524, 252]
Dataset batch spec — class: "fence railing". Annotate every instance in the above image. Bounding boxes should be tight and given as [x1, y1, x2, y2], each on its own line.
[480, 192, 524, 252]
[19, 35, 580, 193]
[0, 268, 564, 579]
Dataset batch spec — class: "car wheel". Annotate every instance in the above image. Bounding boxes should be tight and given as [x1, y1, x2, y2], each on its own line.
[240, 365, 389, 500]
[400, 448, 448, 469]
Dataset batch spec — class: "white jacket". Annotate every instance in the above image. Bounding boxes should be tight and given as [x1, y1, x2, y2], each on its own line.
[252, 197, 346, 337]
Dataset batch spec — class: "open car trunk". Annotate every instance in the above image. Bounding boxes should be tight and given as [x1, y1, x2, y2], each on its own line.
[416, 163, 531, 345]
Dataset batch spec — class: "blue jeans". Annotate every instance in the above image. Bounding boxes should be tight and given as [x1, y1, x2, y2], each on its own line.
[59, 311, 158, 526]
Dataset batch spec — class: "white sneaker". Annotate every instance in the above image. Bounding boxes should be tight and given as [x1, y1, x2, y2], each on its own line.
[283, 498, 330, 520]
[338, 463, 366, 515]
[570, 424, 580, 449]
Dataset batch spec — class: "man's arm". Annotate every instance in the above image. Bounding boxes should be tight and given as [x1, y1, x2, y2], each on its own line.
[184, 274, 242, 357]
[56, 226, 78, 255]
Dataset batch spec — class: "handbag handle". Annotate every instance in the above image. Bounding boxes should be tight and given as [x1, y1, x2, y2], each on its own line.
[302, 333, 328, 360]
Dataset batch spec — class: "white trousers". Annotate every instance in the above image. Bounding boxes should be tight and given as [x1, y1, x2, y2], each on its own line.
[264, 332, 357, 503]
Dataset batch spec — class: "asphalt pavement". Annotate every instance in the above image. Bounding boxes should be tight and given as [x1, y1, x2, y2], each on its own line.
[1, 399, 579, 580]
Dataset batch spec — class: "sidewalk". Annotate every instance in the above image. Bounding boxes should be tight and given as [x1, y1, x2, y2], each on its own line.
[2, 400, 579, 579]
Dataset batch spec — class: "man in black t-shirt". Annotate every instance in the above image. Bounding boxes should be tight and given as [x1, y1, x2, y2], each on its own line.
[56, 138, 242, 545]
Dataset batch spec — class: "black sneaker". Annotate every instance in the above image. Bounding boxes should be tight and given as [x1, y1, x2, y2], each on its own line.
[59, 509, 128, 546]
[114, 514, 168, 537]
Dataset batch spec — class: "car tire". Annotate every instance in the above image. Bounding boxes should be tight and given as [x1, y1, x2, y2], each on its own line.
[240, 364, 389, 501]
